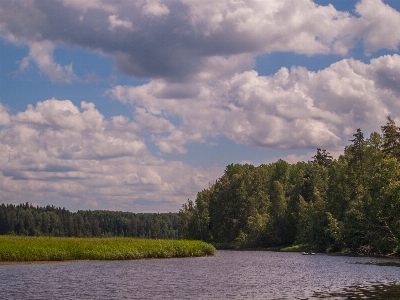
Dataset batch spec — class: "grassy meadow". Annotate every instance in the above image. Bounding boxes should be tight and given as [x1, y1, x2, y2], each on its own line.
[0, 236, 216, 262]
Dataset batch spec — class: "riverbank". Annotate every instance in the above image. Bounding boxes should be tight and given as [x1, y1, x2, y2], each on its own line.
[212, 243, 400, 258]
[0, 236, 216, 262]
[212, 243, 309, 252]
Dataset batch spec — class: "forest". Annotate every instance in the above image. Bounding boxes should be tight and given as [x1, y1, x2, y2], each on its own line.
[0, 203, 180, 239]
[180, 117, 400, 255]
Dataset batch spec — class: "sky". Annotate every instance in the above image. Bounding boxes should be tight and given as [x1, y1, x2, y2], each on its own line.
[0, 0, 400, 213]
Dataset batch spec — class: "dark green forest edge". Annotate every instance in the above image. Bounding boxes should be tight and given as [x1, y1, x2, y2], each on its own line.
[0, 205, 180, 239]
[180, 117, 400, 256]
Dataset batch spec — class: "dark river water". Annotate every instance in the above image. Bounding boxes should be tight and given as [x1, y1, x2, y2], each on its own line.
[1, 250, 400, 299]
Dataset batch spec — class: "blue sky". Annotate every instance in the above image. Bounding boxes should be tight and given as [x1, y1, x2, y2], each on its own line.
[1, 0, 400, 212]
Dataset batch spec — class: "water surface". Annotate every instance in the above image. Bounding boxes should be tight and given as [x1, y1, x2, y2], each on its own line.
[1, 250, 400, 299]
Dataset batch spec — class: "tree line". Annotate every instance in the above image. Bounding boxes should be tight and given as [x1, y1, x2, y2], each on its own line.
[180, 116, 400, 255]
[0, 203, 180, 239]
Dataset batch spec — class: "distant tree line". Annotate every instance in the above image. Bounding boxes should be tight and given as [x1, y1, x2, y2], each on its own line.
[0, 203, 180, 239]
[180, 116, 400, 255]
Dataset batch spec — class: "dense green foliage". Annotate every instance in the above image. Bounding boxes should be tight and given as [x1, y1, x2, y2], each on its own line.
[0, 204, 180, 239]
[181, 117, 400, 255]
[0, 236, 215, 262]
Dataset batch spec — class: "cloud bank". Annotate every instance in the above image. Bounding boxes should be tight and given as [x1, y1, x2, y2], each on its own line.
[0, 100, 221, 211]
[110, 54, 400, 153]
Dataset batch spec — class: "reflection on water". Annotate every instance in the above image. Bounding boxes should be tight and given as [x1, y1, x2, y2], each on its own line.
[313, 282, 400, 299]
[353, 261, 400, 267]
[1, 250, 400, 299]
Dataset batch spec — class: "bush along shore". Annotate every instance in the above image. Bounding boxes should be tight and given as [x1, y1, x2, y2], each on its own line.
[0, 236, 216, 262]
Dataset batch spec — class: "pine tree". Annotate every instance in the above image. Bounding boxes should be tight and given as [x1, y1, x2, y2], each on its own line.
[312, 148, 333, 167]
[381, 116, 400, 161]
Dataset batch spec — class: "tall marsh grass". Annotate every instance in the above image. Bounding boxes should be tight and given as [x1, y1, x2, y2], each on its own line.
[0, 236, 216, 262]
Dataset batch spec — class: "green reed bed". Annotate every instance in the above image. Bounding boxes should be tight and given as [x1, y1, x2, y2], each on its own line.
[0, 236, 216, 262]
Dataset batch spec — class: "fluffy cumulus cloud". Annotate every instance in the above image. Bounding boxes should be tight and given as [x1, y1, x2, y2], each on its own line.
[109, 54, 400, 153]
[0, 104, 10, 126]
[0, 99, 221, 211]
[1, 0, 400, 81]
[17, 40, 76, 83]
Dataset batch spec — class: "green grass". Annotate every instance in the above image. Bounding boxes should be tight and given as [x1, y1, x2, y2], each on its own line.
[280, 244, 310, 252]
[0, 236, 216, 262]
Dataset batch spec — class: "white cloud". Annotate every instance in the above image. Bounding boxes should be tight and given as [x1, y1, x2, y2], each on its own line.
[355, 0, 400, 52]
[0, 104, 10, 126]
[19, 41, 77, 83]
[61, 0, 118, 13]
[134, 107, 176, 133]
[141, 0, 170, 17]
[108, 15, 134, 31]
[109, 54, 400, 152]
[181, 0, 353, 54]
[0, 99, 221, 212]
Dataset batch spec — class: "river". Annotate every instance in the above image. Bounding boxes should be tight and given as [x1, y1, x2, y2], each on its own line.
[1, 250, 400, 299]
